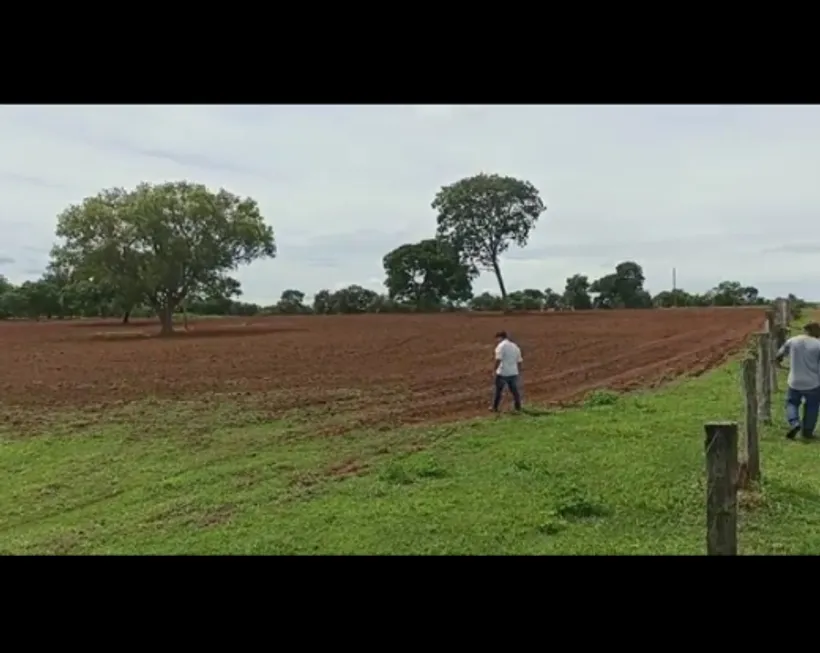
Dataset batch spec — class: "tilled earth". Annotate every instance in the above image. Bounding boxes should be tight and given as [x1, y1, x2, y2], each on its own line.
[0, 308, 766, 433]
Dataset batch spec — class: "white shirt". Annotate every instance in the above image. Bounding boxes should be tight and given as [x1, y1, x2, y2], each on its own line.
[778, 335, 820, 391]
[495, 339, 523, 376]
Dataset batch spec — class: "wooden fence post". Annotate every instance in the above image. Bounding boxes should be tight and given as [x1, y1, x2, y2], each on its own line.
[766, 310, 775, 334]
[704, 421, 738, 556]
[775, 297, 789, 327]
[770, 332, 779, 394]
[775, 326, 788, 349]
[757, 332, 772, 425]
[741, 358, 760, 486]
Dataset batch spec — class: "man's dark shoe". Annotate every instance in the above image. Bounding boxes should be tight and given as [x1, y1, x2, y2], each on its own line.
[802, 431, 816, 440]
[786, 425, 801, 440]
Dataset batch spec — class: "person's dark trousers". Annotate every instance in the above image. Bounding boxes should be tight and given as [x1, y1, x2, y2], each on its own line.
[492, 374, 522, 411]
[785, 386, 820, 436]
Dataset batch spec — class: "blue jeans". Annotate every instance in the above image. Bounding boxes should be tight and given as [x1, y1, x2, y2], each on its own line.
[493, 374, 522, 410]
[786, 386, 820, 435]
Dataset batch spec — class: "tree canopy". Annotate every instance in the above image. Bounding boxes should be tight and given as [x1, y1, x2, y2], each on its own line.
[52, 181, 276, 335]
[382, 238, 475, 309]
[432, 173, 546, 304]
[589, 261, 652, 309]
[563, 274, 592, 310]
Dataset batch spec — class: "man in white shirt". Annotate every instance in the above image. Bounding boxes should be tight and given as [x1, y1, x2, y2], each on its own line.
[491, 330, 523, 412]
[775, 321, 820, 440]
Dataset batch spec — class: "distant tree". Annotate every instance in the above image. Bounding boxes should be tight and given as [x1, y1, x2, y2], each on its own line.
[382, 238, 475, 310]
[507, 288, 544, 311]
[331, 285, 379, 314]
[366, 294, 399, 313]
[53, 181, 276, 335]
[708, 281, 746, 306]
[652, 289, 694, 308]
[17, 280, 61, 319]
[312, 289, 333, 314]
[187, 277, 245, 316]
[741, 285, 760, 304]
[432, 173, 546, 306]
[277, 289, 307, 314]
[563, 274, 592, 310]
[0, 276, 20, 319]
[788, 292, 808, 320]
[469, 292, 504, 312]
[590, 261, 652, 309]
[543, 287, 562, 310]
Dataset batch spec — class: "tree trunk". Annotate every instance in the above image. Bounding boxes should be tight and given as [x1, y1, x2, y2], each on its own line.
[158, 304, 175, 336]
[491, 258, 509, 312]
[122, 310, 130, 325]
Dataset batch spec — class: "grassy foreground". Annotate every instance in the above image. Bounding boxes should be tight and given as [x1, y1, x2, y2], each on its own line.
[3, 359, 820, 554]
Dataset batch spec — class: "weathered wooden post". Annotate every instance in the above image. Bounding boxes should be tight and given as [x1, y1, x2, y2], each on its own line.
[765, 311, 777, 396]
[765, 310, 776, 334]
[775, 297, 789, 328]
[705, 421, 739, 555]
[741, 358, 760, 486]
[757, 332, 772, 425]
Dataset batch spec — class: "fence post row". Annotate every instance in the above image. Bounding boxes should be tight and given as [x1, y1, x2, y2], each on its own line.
[703, 297, 791, 555]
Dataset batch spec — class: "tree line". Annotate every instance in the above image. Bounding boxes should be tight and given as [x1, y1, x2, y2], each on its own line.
[0, 176, 810, 331]
[1, 260, 807, 320]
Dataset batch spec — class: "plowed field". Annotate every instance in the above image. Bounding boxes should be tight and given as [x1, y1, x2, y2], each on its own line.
[0, 308, 765, 432]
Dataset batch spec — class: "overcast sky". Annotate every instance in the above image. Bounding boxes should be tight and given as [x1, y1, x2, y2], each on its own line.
[1, 104, 818, 303]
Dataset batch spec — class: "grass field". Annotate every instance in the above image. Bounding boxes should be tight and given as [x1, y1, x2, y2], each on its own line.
[3, 339, 820, 554]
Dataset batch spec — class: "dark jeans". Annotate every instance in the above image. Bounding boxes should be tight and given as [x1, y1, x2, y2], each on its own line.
[493, 374, 522, 411]
[786, 385, 820, 435]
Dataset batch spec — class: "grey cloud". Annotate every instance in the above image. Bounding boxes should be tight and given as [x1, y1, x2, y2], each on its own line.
[0, 255, 14, 264]
[0, 171, 66, 190]
[761, 242, 820, 255]
[507, 232, 769, 262]
[123, 145, 268, 179]
[281, 227, 423, 269]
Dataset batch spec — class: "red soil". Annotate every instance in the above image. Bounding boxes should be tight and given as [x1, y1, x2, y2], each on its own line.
[0, 308, 766, 431]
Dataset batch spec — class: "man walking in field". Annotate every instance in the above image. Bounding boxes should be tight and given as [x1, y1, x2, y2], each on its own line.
[491, 331, 523, 412]
[775, 321, 820, 440]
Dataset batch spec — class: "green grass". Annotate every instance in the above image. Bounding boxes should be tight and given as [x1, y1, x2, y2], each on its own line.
[2, 358, 820, 554]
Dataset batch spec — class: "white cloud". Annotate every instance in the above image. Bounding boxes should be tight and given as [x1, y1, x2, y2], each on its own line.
[1, 104, 819, 302]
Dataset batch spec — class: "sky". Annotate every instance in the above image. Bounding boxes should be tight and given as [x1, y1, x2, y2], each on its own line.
[0, 104, 818, 303]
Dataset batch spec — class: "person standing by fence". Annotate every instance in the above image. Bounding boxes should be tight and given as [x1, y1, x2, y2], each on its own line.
[491, 330, 523, 413]
[776, 321, 820, 440]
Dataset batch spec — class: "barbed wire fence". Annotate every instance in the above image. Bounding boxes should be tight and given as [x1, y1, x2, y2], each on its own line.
[704, 298, 791, 555]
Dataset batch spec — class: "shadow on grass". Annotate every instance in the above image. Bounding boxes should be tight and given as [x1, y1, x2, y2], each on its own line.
[520, 407, 557, 418]
[767, 479, 820, 508]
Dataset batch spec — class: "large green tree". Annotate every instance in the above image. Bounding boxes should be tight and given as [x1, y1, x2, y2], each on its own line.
[432, 173, 546, 306]
[590, 261, 652, 309]
[382, 238, 475, 309]
[563, 274, 592, 310]
[53, 181, 276, 335]
[507, 288, 544, 310]
[277, 289, 308, 314]
[707, 280, 761, 306]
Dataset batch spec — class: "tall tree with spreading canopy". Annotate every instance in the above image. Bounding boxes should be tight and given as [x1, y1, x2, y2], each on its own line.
[563, 274, 592, 310]
[277, 289, 307, 314]
[590, 261, 652, 309]
[382, 238, 476, 309]
[53, 181, 276, 335]
[432, 173, 546, 307]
